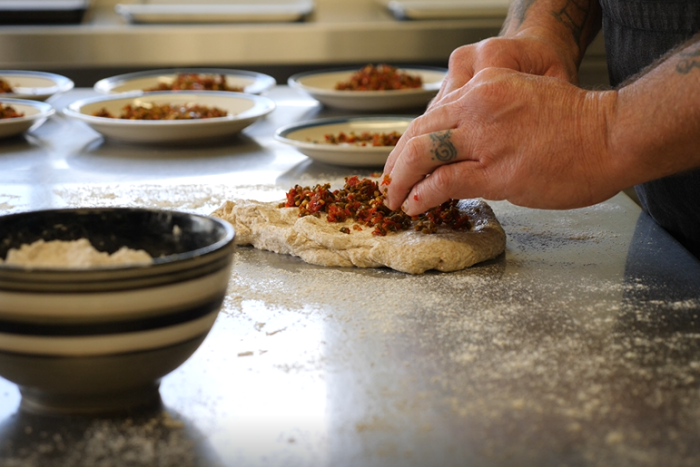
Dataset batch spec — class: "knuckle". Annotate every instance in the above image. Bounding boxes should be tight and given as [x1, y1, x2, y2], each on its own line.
[408, 114, 427, 133]
[448, 44, 473, 65]
[467, 71, 512, 103]
[473, 39, 497, 57]
[403, 137, 427, 166]
[471, 67, 502, 83]
[415, 173, 450, 210]
[473, 37, 510, 58]
[429, 165, 455, 192]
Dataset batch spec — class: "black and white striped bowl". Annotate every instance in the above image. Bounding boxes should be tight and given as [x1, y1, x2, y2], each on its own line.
[0, 207, 235, 415]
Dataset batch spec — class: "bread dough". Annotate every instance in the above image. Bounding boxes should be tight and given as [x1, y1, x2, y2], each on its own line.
[212, 198, 505, 274]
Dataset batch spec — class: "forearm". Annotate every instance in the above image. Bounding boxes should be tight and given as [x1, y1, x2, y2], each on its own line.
[610, 34, 700, 186]
[500, 0, 602, 67]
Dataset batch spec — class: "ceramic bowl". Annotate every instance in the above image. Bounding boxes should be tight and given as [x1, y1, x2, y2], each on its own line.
[0, 207, 235, 415]
[0, 70, 74, 101]
[274, 115, 414, 167]
[0, 98, 54, 139]
[63, 91, 275, 144]
[93, 68, 276, 95]
[288, 66, 446, 111]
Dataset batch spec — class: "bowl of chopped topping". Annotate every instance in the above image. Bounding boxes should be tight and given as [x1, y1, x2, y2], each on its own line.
[0, 98, 54, 139]
[275, 116, 414, 167]
[288, 64, 447, 111]
[63, 90, 275, 144]
[0, 70, 74, 101]
[94, 68, 276, 95]
[0, 207, 235, 415]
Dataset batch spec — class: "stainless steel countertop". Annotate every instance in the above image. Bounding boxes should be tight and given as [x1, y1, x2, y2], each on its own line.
[0, 0, 609, 88]
[1, 87, 699, 466]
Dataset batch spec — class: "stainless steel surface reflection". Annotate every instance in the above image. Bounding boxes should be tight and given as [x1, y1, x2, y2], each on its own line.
[1, 87, 700, 466]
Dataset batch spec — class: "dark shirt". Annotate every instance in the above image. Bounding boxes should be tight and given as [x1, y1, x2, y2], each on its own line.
[599, 0, 700, 258]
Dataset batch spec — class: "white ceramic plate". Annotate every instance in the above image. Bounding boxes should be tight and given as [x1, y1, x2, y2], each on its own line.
[115, 0, 314, 23]
[288, 66, 446, 111]
[94, 68, 276, 95]
[0, 98, 54, 139]
[0, 70, 74, 101]
[384, 0, 509, 20]
[63, 91, 276, 144]
[274, 116, 413, 167]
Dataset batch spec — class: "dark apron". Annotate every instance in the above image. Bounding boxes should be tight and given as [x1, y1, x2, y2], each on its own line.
[599, 0, 700, 258]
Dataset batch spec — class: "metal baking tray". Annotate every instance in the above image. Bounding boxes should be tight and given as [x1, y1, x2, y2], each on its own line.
[0, 0, 89, 25]
[385, 0, 509, 20]
[115, 0, 314, 24]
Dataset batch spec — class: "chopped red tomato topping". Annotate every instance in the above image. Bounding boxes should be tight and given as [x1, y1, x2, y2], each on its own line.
[335, 64, 423, 91]
[279, 176, 471, 236]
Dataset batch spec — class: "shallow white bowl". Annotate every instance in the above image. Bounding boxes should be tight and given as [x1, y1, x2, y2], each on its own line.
[385, 0, 510, 20]
[0, 98, 54, 139]
[63, 91, 276, 144]
[115, 1, 314, 24]
[275, 115, 413, 167]
[94, 68, 276, 95]
[0, 207, 235, 415]
[0, 70, 74, 101]
[288, 66, 446, 111]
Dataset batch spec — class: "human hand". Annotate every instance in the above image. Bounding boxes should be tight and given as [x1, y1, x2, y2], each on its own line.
[429, 35, 580, 111]
[383, 68, 621, 215]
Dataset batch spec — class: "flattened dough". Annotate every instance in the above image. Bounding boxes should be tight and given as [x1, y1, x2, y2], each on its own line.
[212, 198, 505, 274]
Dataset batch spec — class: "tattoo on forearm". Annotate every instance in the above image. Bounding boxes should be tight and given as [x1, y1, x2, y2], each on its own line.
[430, 131, 457, 162]
[676, 46, 700, 74]
[617, 31, 700, 87]
[506, 0, 537, 30]
[551, 0, 593, 53]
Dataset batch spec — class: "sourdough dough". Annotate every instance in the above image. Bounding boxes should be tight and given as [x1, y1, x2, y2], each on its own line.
[212, 198, 505, 274]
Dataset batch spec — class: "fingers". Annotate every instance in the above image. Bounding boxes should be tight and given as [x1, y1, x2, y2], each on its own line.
[400, 162, 491, 216]
[384, 103, 459, 179]
[382, 67, 516, 214]
[383, 127, 470, 212]
[427, 48, 477, 111]
[425, 43, 490, 113]
[428, 70, 473, 111]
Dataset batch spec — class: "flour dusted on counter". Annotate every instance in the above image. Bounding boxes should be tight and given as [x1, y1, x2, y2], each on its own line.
[1, 238, 152, 268]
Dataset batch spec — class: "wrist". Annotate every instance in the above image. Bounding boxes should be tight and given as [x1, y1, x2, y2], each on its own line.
[509, 26, 584, 69]
[501, 0, 602, 66]
[610, 84, 696, 187]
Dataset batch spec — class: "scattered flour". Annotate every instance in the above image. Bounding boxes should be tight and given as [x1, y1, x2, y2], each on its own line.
[1, 239, 152, 268]
[5, 182, 697, 466]
[0, 411, 198, 467]
[218, 241, 700, 467]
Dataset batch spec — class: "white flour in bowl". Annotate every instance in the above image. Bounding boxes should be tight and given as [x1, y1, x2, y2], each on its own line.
[1, 238, 152, 268]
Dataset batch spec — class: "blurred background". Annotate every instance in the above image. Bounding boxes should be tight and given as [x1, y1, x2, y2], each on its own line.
[0, 0, 610, 87]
